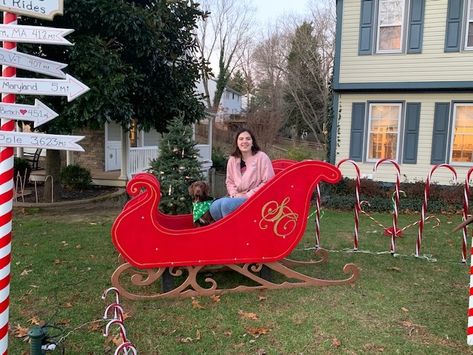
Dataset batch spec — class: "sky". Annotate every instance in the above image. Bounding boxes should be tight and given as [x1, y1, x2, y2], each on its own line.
[253, 0, 311, 25]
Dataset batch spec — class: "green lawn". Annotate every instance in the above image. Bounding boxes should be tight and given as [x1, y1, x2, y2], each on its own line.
[9, 205, 473, 354]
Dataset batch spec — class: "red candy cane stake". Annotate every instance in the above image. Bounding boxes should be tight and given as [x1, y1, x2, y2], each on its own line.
[468, 234, 473, 344]
[337, 159, 361, 250]
[374, 159, 401, 255]
[314, 184, 321, 249]
[462, 168, 473, 263]
[0, 11, 17, 354]
[416, 164, 457, 258]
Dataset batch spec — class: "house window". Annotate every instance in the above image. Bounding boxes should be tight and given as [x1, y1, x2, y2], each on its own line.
[466, 0, 473, 49]
[367, 103, 402, 161]
[450, 104, 473, 163]
[377, 0, 406, 52]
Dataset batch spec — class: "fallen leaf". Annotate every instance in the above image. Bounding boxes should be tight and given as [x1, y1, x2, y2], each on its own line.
[246, 326, 270, 338]
[401, 307, 409, 312]
[64, 302, 73, 308]
[191, 297, 204, 309]
[28, 316, 42, 326]
[54, 259, 63, 265]
[210, 295, 221, 303]
[332, 337, 341, 348]
[13, 324, 29, 339]
[258, 296, 267, 302]
[195, 329, 201, 341]
[238, 310, 258, 320]
[179, 337, 193, 343]
[388, 267, 401, 272]
[76, 244, 82, 249]
[223, 330, 232, 337]
[112, 334, 123, 347]
[88, 322, 102, 332]
[20, 269, 32, 276]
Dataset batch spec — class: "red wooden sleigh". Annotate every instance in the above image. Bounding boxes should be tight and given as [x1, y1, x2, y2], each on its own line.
[111, 160, 360, 299]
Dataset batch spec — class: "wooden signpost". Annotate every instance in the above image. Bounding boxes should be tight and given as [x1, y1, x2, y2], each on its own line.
[0, 24, 73, 45]
[0, 100, 58, 127]
[0, 48, 67, 78]
[0, 0, 64, 21]
[0, 75, 90, 101]
[0, 1, 88, 352]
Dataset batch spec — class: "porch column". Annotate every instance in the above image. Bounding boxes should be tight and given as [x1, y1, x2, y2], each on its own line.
[66, 151, 74, 166]
[119, 127, 129, 180]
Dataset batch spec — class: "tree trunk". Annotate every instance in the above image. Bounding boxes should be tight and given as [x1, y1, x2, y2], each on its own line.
[43, 150, 62, 202]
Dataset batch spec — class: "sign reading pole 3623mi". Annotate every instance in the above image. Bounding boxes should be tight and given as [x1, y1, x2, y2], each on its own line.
[0, 0, 64, 21]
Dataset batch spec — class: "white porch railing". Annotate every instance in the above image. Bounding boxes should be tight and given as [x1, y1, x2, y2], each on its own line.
[128, 146, 158, 176]
[127, 144, 212, 177]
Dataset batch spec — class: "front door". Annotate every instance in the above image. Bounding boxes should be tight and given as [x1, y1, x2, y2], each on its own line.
[106, 122, 122, 171]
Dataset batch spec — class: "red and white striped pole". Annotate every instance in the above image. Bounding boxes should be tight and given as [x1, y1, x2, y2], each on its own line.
[337, 159, 361, 250]
[314, 184, 321, 249]
[467, 234, 473, 344]
[0, 11, 17, 354]
[416, 164, 457, 258]
[374, 159, 401, 255]
[462, 168, 473, 263]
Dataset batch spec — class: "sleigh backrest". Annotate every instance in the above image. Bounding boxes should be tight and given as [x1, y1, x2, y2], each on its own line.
[272, 159, 296, 174]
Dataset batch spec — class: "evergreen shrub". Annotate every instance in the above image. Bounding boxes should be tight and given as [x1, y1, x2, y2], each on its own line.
[60, 164, 92, 190]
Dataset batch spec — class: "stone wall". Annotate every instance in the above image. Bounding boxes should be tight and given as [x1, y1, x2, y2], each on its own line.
[73, 128, 105, 171]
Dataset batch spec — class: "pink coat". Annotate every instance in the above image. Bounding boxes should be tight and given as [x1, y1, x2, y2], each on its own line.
[226, 151, 275, 198]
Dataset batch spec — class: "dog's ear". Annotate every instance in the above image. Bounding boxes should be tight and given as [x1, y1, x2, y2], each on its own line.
[188, 182, 195, 197]
[202, 182, 209, 196]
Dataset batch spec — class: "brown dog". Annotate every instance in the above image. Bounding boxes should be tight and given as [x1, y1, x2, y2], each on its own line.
[188, 181, 214, 226]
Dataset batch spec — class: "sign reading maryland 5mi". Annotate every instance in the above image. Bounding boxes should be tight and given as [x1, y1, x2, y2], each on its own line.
[0, 0, 64, 21]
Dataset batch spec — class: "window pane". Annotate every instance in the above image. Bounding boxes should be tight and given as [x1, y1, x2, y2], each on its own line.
[379, 26, 401, 50]
[452, 105, 473, 163]
[468, 23, 473, 47]
[379, 0, 404, 25]
[368, 104, 400, 160]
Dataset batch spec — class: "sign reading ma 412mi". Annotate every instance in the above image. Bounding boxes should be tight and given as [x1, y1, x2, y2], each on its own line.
[0, 0, 64, 21]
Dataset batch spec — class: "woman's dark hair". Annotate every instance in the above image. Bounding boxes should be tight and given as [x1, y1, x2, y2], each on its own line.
[230, 128, 261, 158]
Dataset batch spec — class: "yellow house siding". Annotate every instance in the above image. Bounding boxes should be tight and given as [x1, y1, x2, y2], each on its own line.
[340, 0, 473, 83]
[336, 93, 473, 185]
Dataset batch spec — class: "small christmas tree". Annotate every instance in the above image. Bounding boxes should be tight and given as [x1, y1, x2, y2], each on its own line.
[149, 117, 203, 214]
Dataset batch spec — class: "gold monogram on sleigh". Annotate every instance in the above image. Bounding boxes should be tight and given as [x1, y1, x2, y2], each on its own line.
[259, 197, 299, 238]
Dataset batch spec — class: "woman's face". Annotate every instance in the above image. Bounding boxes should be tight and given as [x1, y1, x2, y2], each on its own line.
[237, 131, 253, 154]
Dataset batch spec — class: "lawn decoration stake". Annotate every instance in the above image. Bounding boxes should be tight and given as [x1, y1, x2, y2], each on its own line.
[337, 159, 362, 251]
[462, 167, 473, 263]
[102, 287, 137, 354]
[374, 159, 402, 254]
[111, 161, 360, 299]
[314, 184, 322, 249]
[0, 2, 89, 352]
[416, 164, 457, 258]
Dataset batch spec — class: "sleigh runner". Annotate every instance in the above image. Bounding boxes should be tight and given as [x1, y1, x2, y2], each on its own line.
[111, 160, 360, 299]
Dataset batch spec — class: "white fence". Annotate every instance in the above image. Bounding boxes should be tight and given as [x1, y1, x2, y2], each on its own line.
[127, 144, 212, 177]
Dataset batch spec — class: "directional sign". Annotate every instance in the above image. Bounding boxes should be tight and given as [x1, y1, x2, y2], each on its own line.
[0, 75, 90, 102]
[0, 48, 66, 78]
[0, 131, 84, 151]
[0, 24, 73, 45]
[0, 100, 58, 127]
[0, 1, 64, 21]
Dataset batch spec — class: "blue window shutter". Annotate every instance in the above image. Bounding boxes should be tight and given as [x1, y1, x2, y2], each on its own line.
[403, 103, 421, 164]
[445, 0, 464, 52]
[359, 0, 375, 55]
[407, 0, 425, 53]
[431, 103, 451, 164]
[349, 103, 366, 162]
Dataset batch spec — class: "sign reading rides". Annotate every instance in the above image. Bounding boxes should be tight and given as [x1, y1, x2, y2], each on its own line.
[0, 0, 64, 21]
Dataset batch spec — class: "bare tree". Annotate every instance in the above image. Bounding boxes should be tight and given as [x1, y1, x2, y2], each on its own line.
[282, 3, 336, 147]
[196, 0, 255, 111]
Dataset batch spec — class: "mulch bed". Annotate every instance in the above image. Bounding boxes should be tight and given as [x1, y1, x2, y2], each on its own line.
[15, 183, 119, 204]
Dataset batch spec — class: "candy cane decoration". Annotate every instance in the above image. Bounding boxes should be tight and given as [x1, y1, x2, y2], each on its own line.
[467, 234, 473, 345]
[416, 164, 457, 258]
[374, 159, 401, 255]
[0, 11, 17, 354]
[462, 168, 473, 263]
[337, 159, 362, 250]
[314, 184, 321, 249]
